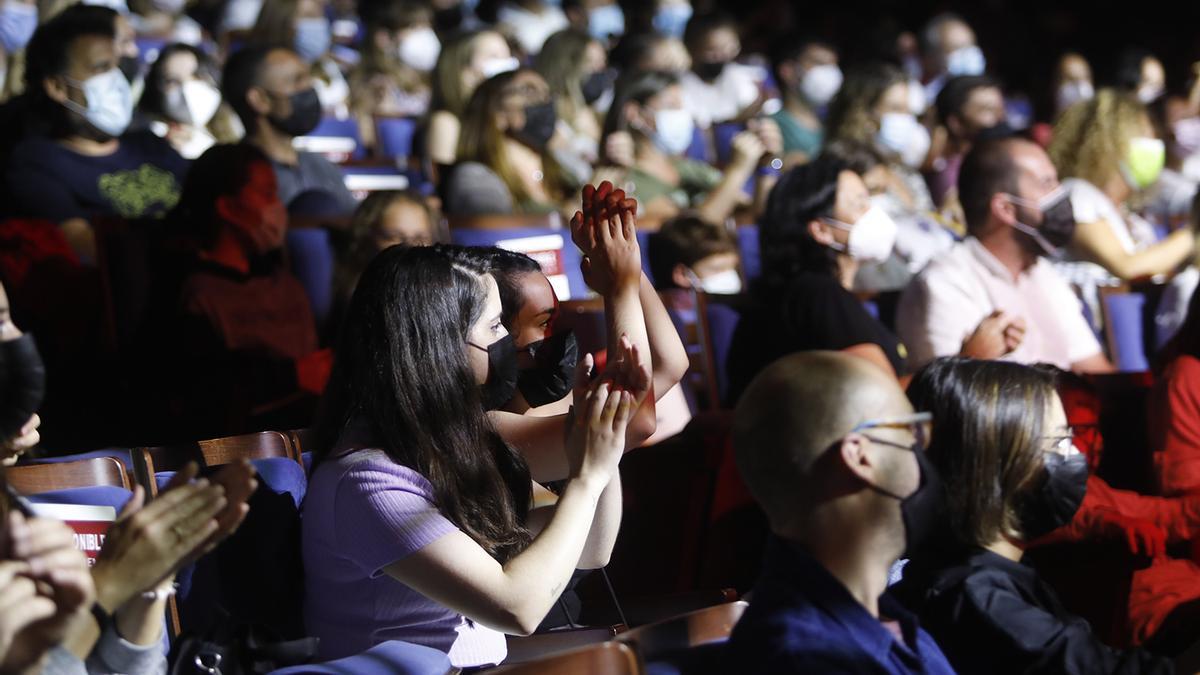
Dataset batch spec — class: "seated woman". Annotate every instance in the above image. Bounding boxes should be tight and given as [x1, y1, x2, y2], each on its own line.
[331, 189, 438, 336]
[163, 143, 329, 440]
[897, 357, 1185, 674]
[137, 43, 237, 159]
[427, 29, 519, 168]
[535, 28, 612, 181]
[725, 156, 906, 403]
[596, 69, 775, 227]
[824, 62, 954, 291]
[1049, 89, 1193, 328]
[443, 68, 579, 218]
[350, 1, 436, 149]
[302, 244, 646, 667]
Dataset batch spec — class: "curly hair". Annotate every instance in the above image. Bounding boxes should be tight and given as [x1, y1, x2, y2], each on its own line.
[824, 62, 907, 150]
[1048, 88, 1147, 189]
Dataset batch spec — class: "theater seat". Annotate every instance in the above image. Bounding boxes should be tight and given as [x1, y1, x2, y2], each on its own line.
[488, 641, 643, 674]
[736, 227, 760, 282]
[1102, 292, 1150, 372]
[451, 226, 588, 300]
[375, 117, 420, 161]
[294, 117, 366, 163]
[267, 640, 451, 675]
[617, 601, 747, 661]
[644, 641, 730, 675]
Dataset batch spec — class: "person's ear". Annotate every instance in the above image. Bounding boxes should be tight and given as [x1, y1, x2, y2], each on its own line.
[990, 192, 1017, 227]
[671, 263, 693, 289]
[43, 76, 69, 104]
[808, 218, 835, 247]
[215, 194, 243, 228]
[838, 432, 877, 485]
[624, 101, 649, 133]
[245, 86, 272, 116]
[946, 114, 964, 140]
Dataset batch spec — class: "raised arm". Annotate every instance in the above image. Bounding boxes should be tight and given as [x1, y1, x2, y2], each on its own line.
[385, 350, 641, 635]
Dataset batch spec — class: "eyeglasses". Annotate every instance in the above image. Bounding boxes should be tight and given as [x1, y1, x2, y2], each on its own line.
[851, 412, 933, 452]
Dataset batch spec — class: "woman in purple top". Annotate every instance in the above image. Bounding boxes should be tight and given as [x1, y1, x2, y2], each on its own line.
[302, 243, 647, 668]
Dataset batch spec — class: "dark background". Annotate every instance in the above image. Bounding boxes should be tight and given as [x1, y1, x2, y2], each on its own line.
[681, 0, 1200, 122]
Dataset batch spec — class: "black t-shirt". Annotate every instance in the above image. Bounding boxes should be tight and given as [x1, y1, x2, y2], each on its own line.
[725, 273, 907, 404]
[5, 130, 189, 223]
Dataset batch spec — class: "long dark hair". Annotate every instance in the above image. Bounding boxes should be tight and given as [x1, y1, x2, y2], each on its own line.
[171, 143, 275, 248]
[314, 244, 533, 562]
[139, 43, 219, 118]
[759, 156, 847, 288]
[907, 357, 1054, 546]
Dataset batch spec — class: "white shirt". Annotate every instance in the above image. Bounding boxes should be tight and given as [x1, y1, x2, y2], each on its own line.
[1056, 177, 1160, 330]
[1156, 266, 1199, 349]
[497, 3, 569, 55]
[897, 237, 1102, 371]
[679, 63, 763, 129]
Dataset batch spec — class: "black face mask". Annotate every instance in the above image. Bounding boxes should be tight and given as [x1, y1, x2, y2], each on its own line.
[475, 334, 518, 411]
[514, 100, 557, 151]
[119, 55, 141, 84]
[517, 330, 578, 409]
[694, 60, 727, 82]
[580, 71, 612, 105]
[0, 335, 45, 440]
[874, 447, 946, 559]
[1014, 451, 1089, 540]
[268, 87, 323, 138]
[1038, 193, 1077, 250]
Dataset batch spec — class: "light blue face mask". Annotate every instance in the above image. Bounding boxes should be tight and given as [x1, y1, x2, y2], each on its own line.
[294, 16, 331, 63]
[0, 1, 37, 54]
[652, 3, 691, 38]
[588, 3, 624, 41]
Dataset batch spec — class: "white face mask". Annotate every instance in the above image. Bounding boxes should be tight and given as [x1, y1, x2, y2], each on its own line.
[877, 112, 930, 168]
[697, 268, 743, 295]
[1056, 80, 1093, 112]
[63, 67, 133, 137]
[398, 27, 440, 72]
[1137, 84, 1163, 104]
[221, 0, 262, 32]
[906, 78, 927, 116]
[165, 79, 221, 127]
[945, 45, 985, 77]
[823, 205, 898, 263]
[651, 107, 694, 156]
[800, 64, 842, 107]
[479, 56, 519, 80]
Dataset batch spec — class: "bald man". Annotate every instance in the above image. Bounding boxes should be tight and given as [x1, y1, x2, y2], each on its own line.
[727, 351, 955, 674]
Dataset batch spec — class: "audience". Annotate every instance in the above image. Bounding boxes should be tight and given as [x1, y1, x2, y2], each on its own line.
[220, 44, 357, 213]
[930, 74, 1006, 207]
[302, 243, 643, 666]
[1049, 88, 1192, 328]
[769, 38, 841, 167]
[598, 69, 774, 226]
[678, 13, 765, 129]
[136, 43, 232, 159]
[7, 4, 188, 260]
[248, 0, 350, 116]
[165, 143, 328, 439]
[1053, 52, 1094, 118]
[727, 157, 906, 403]
[728, 350, 955, 673]
[6, 3, 1200, 671]
[897, 357, 1196, 674]
[897, 136, 1113, 372]
[426, 28, 517, 168]
[918, 13, 985, 103]
[534, 28, 609, 177]
[443, 67, 577, 217]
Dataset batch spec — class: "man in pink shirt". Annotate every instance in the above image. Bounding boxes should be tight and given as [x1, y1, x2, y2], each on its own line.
[897, 136, 1114, 373]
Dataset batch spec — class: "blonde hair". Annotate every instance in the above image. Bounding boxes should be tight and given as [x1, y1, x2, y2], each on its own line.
[825, 62, 907, 150]
[1048, 88, 1146, 189]
[432, 29, 497, 118]
[535, 29, 593, 136]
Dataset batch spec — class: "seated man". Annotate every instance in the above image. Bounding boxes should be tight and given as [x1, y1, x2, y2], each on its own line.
[930, 74, 1006, 208]
[727, 350, 955, 673]
[221, 45, 357, 215]
[6, 4, 188, 261]
[897, 136, 1114, 373]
